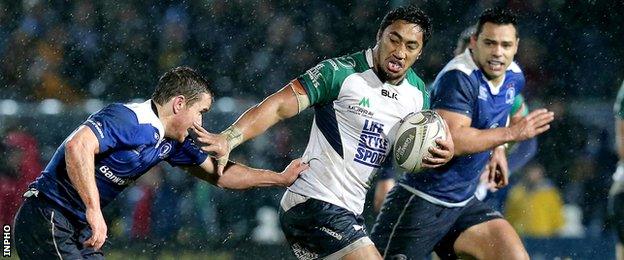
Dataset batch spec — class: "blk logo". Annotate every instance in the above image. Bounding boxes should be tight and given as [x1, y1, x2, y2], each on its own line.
[381, 89, 398, 100]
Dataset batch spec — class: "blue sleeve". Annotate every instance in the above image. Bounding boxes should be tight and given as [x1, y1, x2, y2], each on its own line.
[517, 73, 525, 93]
[166, 138, 209, 166]
[509, 64, 526, 94]
[431, 70, 477, 117]
[83, 104, 144, 153]
[508, 138, 538, 173]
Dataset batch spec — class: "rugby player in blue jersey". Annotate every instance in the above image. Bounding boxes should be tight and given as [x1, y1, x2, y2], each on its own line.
[196, 6, 454, 260]
[372, 25, 539, 214]
[12, 67, 308, 259]
[455, 25, 538, 204]
[371, 9, 554, 259]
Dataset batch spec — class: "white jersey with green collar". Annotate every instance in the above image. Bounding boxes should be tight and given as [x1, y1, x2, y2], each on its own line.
[290, 49, 429, 215]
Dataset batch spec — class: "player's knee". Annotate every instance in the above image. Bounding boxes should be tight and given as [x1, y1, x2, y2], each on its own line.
[485, 242, 527, 260]
[456, 219, 528, 260]
[485, 219, 528, 260]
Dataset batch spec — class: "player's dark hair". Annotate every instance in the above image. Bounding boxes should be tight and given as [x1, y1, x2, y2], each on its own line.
[475, 8, 518, 38]
[152, 66, 213, 106]
[378, 5, 432, 47]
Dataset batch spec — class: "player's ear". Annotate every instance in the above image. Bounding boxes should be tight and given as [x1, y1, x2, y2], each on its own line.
[514, 37, 520, 52]
[172, 95, 186, 114]
[469, 35, 477, 49]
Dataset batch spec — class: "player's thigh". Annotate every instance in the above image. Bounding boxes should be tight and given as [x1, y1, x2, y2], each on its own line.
[279, 191, 373, 259]
[434, 198, 515, 259]
[454, 218, 528, 260]
[371, 186, 457, 259]
[14, 197, 83, 260]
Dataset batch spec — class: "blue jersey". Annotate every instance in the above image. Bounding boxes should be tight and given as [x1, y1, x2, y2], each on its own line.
[399, 48, 525, 206]
[30, 100, 208, 222]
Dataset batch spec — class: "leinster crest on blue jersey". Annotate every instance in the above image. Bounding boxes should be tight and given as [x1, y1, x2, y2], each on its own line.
[505, 85, 515, 104]
[158, 143, 172, 159]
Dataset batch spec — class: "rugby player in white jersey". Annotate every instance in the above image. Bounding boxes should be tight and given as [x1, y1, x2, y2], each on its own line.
[196, 6, 454, 260]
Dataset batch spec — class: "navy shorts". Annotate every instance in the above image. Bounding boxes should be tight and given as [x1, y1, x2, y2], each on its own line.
[279, 191, 373, 259]
[370, 185, 502, 260]
[609, 181, 624, 243]
[13, 190, 104, 260]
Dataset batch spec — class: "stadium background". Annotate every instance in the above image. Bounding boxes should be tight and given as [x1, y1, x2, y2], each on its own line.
[0, 0, 623, 259]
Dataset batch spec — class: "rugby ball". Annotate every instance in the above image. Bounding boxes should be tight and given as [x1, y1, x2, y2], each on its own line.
[393, 110, 446, 173]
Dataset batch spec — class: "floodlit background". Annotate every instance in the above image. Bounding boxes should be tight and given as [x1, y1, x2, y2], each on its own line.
[1, 0, 623, 259]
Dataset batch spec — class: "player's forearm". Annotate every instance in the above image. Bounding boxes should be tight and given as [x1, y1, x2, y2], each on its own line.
[217, 164, 286, 189]
[234, 104, 284, 142]
[232, 87, 300, 143]
[65, 140, 101, 210]
[452, 126, 514, 155]
[186, 158, 288, 189]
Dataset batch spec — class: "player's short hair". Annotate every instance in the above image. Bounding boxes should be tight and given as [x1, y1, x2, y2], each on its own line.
[475, 8, 518, 38]
[378, 5, 432, 47]
[152, 66, 213, 106]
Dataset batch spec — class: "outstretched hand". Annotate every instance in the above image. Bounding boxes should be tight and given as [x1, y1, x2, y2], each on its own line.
[422, 119, 454, 168]
[279, 158, 309, 187]
[509, 108, 554, 141]
[192, 122, 230, 175]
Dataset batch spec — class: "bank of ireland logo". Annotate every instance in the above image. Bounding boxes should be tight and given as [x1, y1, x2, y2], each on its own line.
[158, 143, 172, 159]
[359, 97, 370, 108]
[505, 86, 515, 104]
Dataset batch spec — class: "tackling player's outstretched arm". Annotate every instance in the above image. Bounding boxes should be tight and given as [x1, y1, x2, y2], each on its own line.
[183, 156, 308, 189]
[437, 107, 553, 156]
[64, 126, 107, 251]
[194, 80, 308, 174]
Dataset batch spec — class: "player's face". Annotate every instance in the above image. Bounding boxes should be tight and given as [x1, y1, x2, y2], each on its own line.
[174, 92, 212, 142]
[375, 20, 424, 84]
[471, 22, 519, 83]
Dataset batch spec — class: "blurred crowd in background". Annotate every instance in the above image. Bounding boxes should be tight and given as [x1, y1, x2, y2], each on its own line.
[1, 0, 624, 257]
